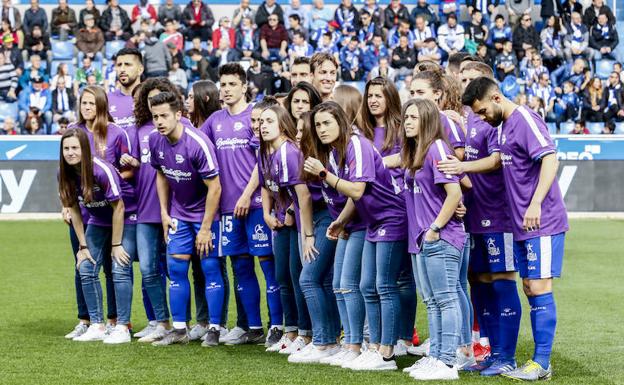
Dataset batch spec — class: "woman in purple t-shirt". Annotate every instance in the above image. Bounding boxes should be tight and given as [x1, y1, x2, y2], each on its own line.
[401, 99, 466, 381]
[59, 129, 136, 345]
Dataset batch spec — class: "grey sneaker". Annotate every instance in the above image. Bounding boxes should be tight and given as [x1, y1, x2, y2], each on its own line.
[151, 329, 189, 346]
[188, 324, 209, 341]
[225, 328, 265, 345]
[133, 322, 157, 338]
[201, 327, 220, 347]
[138, 325, 170, 343]
[502, 360, 552, 381]
[65, 322, 89, 339]
[265, 327, 284, 347]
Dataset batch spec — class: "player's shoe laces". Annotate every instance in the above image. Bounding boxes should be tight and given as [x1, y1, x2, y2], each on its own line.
[403, 356, 434, 373]
[220, 326, 247, 344]
[279, 336, 307, 354]
[351, 350, 397, 371]
[480, 358, 517, 376]
[408, 338, 430, 356]
[103, 325, 131, 344]
[65, 322, 89, 339]
[394, 339, 410, 357]
[151, 329, 189, 346]
[266, 334, 291, 352]
[265, 327, 284, 347]
[73, 324, 107, 342]
[138, 325, 170, 343]
[473, 342, 491, 362]
[501, 360, 552, 381]
[410, 358, 459, 380]
[188, 324, 209, 341]
[201, 327, 220, 347]
[133, 322, 157, 338]
[225, 328, 265, 345]
[456, 347, 477, 370]
[288, 344, 341, 364]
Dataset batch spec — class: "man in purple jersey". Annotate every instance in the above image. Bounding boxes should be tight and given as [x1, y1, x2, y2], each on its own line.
[107, 48, 144, 132]
[148, 92, 226, 347]
[437, 66, 523, 376]
[202, 63, 282, 345]
[463, 77, 569, 381]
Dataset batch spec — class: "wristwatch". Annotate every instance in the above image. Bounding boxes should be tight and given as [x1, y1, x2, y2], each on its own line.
[286, 208, 295, 216]
[319, 169, 328, 179]
[429, 224, 441, 233]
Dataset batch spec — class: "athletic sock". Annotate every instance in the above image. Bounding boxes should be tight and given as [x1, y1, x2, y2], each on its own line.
[482, 282, 500, 356]
[259, 257, 283, 327]
[470, 282, 491, 348]
[167, 256, 190, 325]
[528, 292, 557, 369]
[141, 283, 156, 322]
[201, 257, 226, 326]
[231, 255, 262, 328]
[470, 283, 487, 342]
[493, 279, 521, 361]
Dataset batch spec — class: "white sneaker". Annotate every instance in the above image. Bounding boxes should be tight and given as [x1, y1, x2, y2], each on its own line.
[343, 349, 375, 370]
[138, 325, 170, 343]
[188, 324, 209, 341]
[104, 323, 115, 337]
[333, 350, 360, 367]
[65, 322, 89, 339]
[220, 326, 246, 344]
[103, 325, 131, 344]
[73, 324, 107, 342]
[351, 350, 397, 371]
[133, 322, 157, 338]
[404, 356, 433, 373]
[288, 345, 341, 364]
[319, 347, 347, 364]
[279, 336, 308, 355]
[408, 338, 430, 356]
[394, 339, 410, 357]
[456, 347, 477, 370]
[266, 334, 291, 352]
[411, 358, 459, 380]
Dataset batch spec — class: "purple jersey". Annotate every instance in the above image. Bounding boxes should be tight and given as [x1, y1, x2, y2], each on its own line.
[463, 111, 512, 234]
[499, 106, 569, 240]
[441, 112, 466, 149]
[373, 126, 404, 187]
[79, 158, 121, 226]
[404, 139, 466, 254]
[202, 105, 262, 214]
[149, 126, 220, 223]
[333, 135, 406, 242]
[107, 89, 136, 132]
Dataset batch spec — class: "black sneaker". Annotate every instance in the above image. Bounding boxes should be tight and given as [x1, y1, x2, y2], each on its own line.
[264, 327, 284, 347]
[225, 328, 265, 345]
[201, 327, 220, 347]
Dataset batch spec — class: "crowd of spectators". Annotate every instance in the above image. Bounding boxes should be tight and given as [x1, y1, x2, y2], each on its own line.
[0, 0, 622, 134]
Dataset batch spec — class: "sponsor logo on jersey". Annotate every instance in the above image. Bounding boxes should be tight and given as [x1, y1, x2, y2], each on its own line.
[378, 228, 386, 237]
[215, 137, 250, 150]
[216, 124, 222, 132]
[234, 122, 244, 131]
[160, 166, 192, 182]
[481, 219, 491, 227]
[252, 224, 269, 242]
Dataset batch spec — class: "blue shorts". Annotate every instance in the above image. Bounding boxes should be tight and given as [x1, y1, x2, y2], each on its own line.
[221, 208, 273, 257]
[514, 233, 565, 279]
[167, 218, 222, 258]
[470, 233, 516, 273]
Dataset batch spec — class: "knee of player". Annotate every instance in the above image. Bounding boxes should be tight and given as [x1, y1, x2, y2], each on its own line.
[522, 278, 552, 297]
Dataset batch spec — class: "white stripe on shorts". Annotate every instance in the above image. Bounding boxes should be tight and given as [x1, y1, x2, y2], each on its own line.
[504, 233, 514, 271]
[540, 236, 552, 278]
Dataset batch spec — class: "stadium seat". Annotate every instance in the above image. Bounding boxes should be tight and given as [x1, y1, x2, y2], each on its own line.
[51, 60, 75, 77]
[595, 59, 615, 80]
[0, 102, 18, 123]
[105, 40, 126, 60]
[560, 121, 575, 134]
[51, 39, 74, 60]
[614, 122, 624, 134]
[587, 122, 604, 134]
[546, 122, 558, 135]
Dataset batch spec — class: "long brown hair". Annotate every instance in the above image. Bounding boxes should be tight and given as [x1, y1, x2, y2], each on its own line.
[440, 73, 463, 114]
[190, 80, 221, 127]
[59, 129, 95, 207]
[304, 102, 351, 181]
[134, 78, 186, 128]
[360, 77, 402, 152]
[401, 99, 449, 174]
[333, 84, 362, 130]
[76, 86, 114, 157]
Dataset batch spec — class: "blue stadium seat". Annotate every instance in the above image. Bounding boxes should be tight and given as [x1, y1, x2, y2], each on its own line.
[595, 59, 615, 80]
[51, 60, 75, 77]
[587, 122, 604, 134]
[614, 122, 624, 134]
[546, 122, 558, 135]
[0, 102, 18, 123]
[51, 39, 74, 60]
[105, 40, 126, 60]
[560, 121, 575, 134]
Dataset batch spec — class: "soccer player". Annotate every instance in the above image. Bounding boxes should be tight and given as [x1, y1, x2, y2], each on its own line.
[148, 92, 226, 347]
[463, 76, 568, 381]
[310, 52, 338, 102]
[59, 129, 136, 344]
[400, 98, 465, 381]
[107, 48, 144, 132]
[202, 63, 283, 346]
[303, 102, 408, 371]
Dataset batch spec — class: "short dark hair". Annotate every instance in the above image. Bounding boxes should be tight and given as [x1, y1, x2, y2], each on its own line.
[219, 62, 247, 84]
[495, 14, 505, 21]
[462, 76, 500, 106]
[360, 9, 370, 17]
[115, 47, 143, 63]
[399, 18, 410, 25]
[293, 30, 305, 40]
[289, 14, 300, 22]
[292, 56, 311, 67]
[58, 117, 70, 125]
[448, 52, 472, 71]
[149, 92, 182, 113]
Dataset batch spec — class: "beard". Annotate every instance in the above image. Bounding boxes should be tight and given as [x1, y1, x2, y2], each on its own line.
[488, 104, 504, 127]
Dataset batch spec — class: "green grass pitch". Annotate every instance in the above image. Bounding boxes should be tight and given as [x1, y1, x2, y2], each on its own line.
[0, 219, 623, 385]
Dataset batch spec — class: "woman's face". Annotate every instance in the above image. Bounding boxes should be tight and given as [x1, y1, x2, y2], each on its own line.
[314, 111, 340, 144]
[186, 88, 195, 114]
[259, 109, 281, 143]
[80, 92, 97, 121]
[367, 84, 386, 118]
[403, 104, 420, 138]
[62, 136, 82, 166]
[291, 89, 311, 120]
[409, 79, 441, 106]
[592, 78, 602, 89]
[30, 118, 39, 129]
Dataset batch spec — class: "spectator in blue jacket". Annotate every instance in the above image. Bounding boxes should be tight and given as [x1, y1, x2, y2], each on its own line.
[22, 0, 48, 35]
[334, 0, 359, 35]
[339, 36, 362, 81]
[358, 9, 381, 45]
[554, 80, 580, 123]
[487, 14, 512, 53]
[551, 57, 586, 91]
[18, 54, 49, 91]
[18, 76, 52, 132]
[410, 0, 438, 29]
[387, 18, 414, 50]
[361, 34, 388, 76]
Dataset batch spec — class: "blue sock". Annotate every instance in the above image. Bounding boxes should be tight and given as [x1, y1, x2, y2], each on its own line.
[528, 293, 557, 369]
[260, 257, 283, 327]
[231, 255, 262, 328]
[142, 283, 156, 322]
[493, 279, 521, 361]
[201, 257, 225, 326]
[480, 282, 500, 356]
[167, 256, 190, 325]
[470, 282, 488, 341]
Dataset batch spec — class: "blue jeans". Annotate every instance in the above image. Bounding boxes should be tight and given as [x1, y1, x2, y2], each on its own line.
[81, 224, 136, 324]
[360, 239, 406, 346]
[137, 223, 170, 322]
[334, 230, 366, 344]
[458, 235, 473, 346]
[415, 239, 461, 366]
[69, 224, 89, 320]
[299, 209, 340, 345]
[398, 254, 416, 341]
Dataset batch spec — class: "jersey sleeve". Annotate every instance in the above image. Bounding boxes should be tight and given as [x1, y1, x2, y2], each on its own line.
[431, 139, 460, 185]
[189, 130, 219, 179]
[345, 136, 376, 183]
[94, 160, 121, 203]
[517, 107, 556, 161]
[442, 113, 466, 149]
[486, 124, 500, 155]
[148, 133, 161, 170]
[280, 144, 304, 187]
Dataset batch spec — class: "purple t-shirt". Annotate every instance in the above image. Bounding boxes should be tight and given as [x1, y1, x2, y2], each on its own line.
[107, 89, 136, 132]
[79, 158, 121, 226]
[404, 139, 466, 254]
[463, 111, 512, 234]
[499, 106, 569, 241]
[202, 105, 262, 214]
[333, 135, 406, 242]
[149, 126, 220, 223]
[373, 126, 404, 188]
[441, 112, 466, 149]
[71, 122, 135, 170]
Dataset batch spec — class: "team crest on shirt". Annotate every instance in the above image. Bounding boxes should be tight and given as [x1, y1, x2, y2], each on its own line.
[142, 135, 149, 143]
[234, 122, 243, 131]
[470, 128, 477, 138]
[110, 105, 117, 113]
[158, 151, 164, 159]
[175, 154, 185, 164]
[252, 224, 269, 241]
[481, 220, 491, 227]
[216, 124, 222, 132]
[487, 238, 500, 256]
[221, 236, 230, 246]
[527, 244, 538, 261]
[377, 228, 386, 237]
